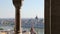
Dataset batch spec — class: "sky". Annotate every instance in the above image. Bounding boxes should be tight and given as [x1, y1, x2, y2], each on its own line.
[0, 0, 44, 18]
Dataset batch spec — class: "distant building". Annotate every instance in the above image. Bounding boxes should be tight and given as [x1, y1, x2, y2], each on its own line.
[0, 18, 44, 28]
[21, 16, 44, 28]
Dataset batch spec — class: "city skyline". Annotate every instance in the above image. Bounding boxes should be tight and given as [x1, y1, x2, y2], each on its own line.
[0, 0, 44, 18]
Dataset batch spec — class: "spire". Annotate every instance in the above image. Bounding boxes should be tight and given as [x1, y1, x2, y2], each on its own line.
[35, 16, 38, 20]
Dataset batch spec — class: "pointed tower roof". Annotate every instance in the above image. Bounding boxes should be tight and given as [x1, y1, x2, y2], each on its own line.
[35, 16, 38, 19]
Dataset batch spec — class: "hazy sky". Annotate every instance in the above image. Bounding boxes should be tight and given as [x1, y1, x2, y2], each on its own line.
[0, 0, 44, 18]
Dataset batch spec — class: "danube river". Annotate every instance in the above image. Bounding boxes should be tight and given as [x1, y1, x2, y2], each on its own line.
[0, 26, 44, 34]
[22, 28, 44, 34]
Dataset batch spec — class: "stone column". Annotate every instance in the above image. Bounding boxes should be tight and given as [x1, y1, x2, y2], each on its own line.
[12, 0, 23, 34]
